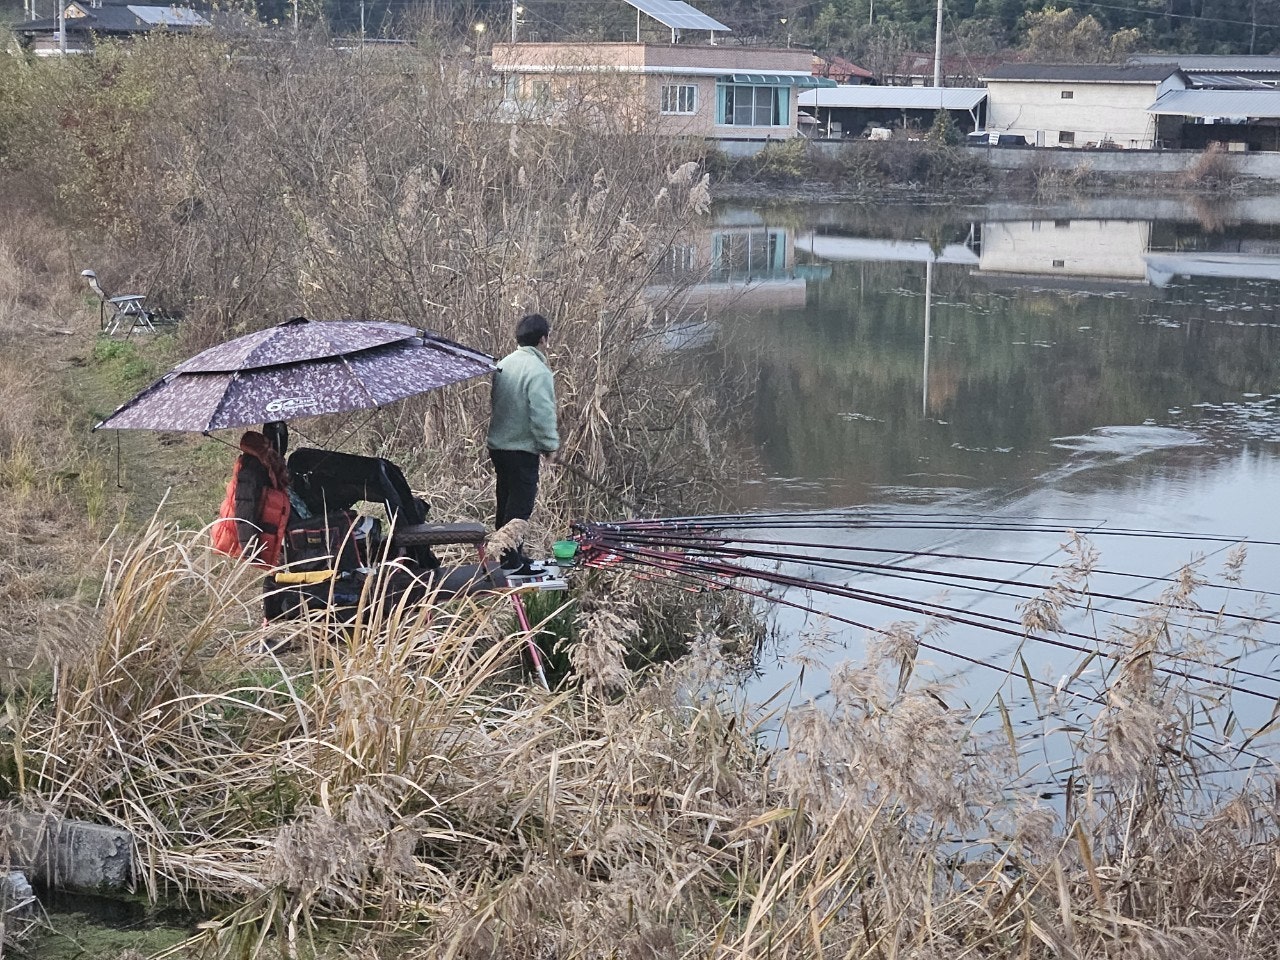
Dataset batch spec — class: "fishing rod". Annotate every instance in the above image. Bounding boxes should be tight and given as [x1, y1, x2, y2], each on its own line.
[589, 512, 1280, 546]
[589, 528, 1280, 632]
[579, 523, 1280, 602]
[597, 543, 1280, 773]
[582, 537, 1280, 705]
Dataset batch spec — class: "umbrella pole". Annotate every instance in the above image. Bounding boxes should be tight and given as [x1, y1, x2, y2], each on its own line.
[510, 591, 550, 691]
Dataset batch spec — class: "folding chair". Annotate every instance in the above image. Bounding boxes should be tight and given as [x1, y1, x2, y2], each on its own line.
[80, 269, 172, 336]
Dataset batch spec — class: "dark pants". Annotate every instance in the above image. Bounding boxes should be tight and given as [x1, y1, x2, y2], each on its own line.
[489, 448, 540, 565]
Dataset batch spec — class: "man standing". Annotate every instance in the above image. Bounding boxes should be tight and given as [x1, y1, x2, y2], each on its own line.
[487, 313, 560, 573]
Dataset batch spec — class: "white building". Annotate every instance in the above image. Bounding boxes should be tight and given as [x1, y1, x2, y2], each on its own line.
[981, 63, 1187, 149]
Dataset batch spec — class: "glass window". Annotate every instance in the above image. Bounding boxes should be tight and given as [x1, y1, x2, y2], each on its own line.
[661, 84, 697, 114]
[716, 84, 787, 127]
[1058, 131, 1075, 145]
[1061, 90, 1074, 99]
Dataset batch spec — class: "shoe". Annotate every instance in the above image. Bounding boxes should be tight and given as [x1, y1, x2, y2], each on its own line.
[504, 560, 545, 577]
[500, 551, 541, 573]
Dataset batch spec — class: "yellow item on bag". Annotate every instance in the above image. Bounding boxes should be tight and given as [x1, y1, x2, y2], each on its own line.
[273, 570, 335, 585]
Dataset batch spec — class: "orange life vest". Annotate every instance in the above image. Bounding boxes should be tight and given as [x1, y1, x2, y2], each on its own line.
[211, 452, 291, 568]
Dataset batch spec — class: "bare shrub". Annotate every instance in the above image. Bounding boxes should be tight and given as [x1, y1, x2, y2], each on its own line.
[1180, 142, 1239, 190]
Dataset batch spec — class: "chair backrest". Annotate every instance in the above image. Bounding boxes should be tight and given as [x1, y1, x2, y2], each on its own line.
[80, 269, 111, 303]
[287, 448, 427, 526]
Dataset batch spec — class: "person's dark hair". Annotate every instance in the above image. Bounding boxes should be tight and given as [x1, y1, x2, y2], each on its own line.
[515, 313, 550, 347]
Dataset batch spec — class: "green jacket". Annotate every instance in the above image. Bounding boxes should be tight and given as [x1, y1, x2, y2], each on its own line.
[487, 345, 560, 454]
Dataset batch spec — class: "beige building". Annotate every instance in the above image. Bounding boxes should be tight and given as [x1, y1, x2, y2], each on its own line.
[977, 219, 1153, 282]
[981, 64, 1187, 149]
[490, 41, 828, 140]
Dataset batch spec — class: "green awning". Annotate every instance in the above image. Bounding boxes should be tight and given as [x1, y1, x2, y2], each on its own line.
[724, 73, 837, 87]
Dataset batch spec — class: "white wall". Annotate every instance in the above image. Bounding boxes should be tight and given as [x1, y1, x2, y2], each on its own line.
[986, 79, 1173, 148]
[978, 220, 1152, 280]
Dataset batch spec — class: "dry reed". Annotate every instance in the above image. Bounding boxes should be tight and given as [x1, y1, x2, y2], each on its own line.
[2, 519, 1276, 959]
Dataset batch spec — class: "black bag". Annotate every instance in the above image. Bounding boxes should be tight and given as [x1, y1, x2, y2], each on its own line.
[284, 510, 382, 572]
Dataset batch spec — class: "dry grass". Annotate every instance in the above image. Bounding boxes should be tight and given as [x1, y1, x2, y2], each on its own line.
[0, 521, 1275, 959]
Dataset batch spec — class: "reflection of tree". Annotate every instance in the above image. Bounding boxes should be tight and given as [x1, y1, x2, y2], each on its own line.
[713, 259, 1280, 496]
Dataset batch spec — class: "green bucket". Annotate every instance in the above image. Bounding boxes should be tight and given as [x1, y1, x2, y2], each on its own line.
[552, 539, 578, 563]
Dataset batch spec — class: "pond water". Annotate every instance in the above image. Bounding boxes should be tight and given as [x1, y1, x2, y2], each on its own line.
[680, 195, 1280, 787]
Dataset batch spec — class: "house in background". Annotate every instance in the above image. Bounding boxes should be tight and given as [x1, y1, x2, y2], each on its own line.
[883, 52, 1006, 87]
[13, 0, 210, 55]
[981, 63, 1187, 148]
[490, 0, 833, 143]
[812, 54, 875, 85]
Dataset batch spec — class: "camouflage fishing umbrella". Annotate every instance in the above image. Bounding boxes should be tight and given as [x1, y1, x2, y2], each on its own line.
[94, 317, 496, 432]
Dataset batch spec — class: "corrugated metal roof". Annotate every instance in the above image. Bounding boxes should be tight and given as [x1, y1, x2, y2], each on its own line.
[1148, 89, 1280, 117]
[797, 86, 987, 110]
[127, 5, 209, 26]
[1130, 54, 1280, 74]
[983, 63, 1180, 83]
[1188, 73, 1273, 89]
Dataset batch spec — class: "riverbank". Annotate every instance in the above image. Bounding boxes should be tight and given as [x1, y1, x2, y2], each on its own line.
[709, 137, 1270, 204]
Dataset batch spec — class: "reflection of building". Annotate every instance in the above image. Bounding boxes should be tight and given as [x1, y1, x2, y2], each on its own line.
[977, 220, 1152, 282]
[795, 232, 979, 264]
[647, 213, 813, 320]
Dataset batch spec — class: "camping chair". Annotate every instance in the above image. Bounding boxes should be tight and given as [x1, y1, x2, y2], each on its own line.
[80, 269, 173, 336]
[284, 447, 547, 687]
[286, 448, 488, 569]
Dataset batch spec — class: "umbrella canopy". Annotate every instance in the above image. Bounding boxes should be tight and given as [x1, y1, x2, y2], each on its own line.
[95, 319, 496, 432]
[172, 316, 420, 373]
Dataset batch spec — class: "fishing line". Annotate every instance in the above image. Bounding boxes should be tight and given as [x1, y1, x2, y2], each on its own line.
[591, 537, 1280, 705]
[582, 522, 1280, 601]
[595, 544, 1279, 772]
[591, 528, 1280, 631]
[612, 533, 1280, 663]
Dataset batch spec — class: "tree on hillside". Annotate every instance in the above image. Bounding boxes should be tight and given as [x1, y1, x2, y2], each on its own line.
[1019, 6, 1141, 61]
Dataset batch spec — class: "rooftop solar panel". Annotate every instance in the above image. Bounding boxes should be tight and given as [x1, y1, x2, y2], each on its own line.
[625, 0, 731, 33]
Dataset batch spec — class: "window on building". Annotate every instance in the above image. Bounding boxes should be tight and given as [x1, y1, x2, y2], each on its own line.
[712, 229, 786, 280]
[716, 84, 788, 127]
[1052, 259, 1066, 268]
[661, 84, 697, 115]
[1061, 90, 1074, 99]
[1058, 131, 1075, 145]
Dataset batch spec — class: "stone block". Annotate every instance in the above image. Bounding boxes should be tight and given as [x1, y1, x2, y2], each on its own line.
[0, 812, 134, 893]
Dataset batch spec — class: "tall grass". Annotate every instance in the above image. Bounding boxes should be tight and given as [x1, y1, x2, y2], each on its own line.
[0, 31, 736, 540]
[6, 520, 1279, 958]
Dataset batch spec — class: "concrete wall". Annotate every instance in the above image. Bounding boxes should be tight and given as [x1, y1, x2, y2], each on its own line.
[967, 144, 1280, 178]
[985, 79, 1172, 148]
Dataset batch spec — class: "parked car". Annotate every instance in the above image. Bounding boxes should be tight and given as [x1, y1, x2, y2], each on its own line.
[966, 131, 1029, 147]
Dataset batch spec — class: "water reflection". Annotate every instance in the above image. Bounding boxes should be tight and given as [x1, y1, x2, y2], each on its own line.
[676, 202, 1280, 501]
[671, 199, 1280, 785]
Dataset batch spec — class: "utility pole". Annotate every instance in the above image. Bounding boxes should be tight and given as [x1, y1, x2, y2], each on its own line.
[360, 0, 366, 42]
[293, 0, 298, 37]
[510, 0, 519, 43]
[932, 0, 943, 86]
[58, 0, 66, 54]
